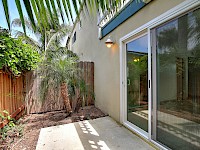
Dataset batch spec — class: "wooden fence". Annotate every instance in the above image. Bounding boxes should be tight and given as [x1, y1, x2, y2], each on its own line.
[0, 62, 94, 117]
[0, 70, 25, 127]
[24, 70, 65, 114]
[78, 61, 94, 105]
[25, 61, 94, 114]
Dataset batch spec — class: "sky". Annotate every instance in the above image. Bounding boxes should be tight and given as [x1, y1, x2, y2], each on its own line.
[0, 0, 37, 40]
[127, 35, 148, 53]
[0, 0, 77, 41]
[0, 0, 28, 29]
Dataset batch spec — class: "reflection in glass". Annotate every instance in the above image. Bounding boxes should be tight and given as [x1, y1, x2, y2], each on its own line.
[156, 8, 200, 150]
[126, 35, 148, 132]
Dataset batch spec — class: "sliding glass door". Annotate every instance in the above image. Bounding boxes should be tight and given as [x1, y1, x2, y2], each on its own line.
[153, 8, 200, 150]
[122, 4, 200, 150]
[126, 35, 148, 132]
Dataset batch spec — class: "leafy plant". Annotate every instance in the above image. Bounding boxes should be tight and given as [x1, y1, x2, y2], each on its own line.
[0, 27, 40, 76]
[0, 110, 16, 140]
[79, 79, 87, 107]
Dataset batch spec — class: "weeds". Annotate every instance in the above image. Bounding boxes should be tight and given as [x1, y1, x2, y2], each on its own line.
[0, 110, 24, 149]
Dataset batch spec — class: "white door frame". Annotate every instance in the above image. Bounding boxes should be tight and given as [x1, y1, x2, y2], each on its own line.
[120, 0, 200, 147]
[121, 32, 150, 139]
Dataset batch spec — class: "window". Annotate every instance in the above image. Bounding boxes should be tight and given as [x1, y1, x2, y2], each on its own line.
[72, 32, 76, 44]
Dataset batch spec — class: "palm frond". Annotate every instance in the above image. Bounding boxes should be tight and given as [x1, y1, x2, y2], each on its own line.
[12, 30, 40, 49]
[61, 0, 70, 23]
[15, 0, 26, 34]
[45, 24, 71, 50]
[2, 0, 138, 33]
[50, 0, 60, 25]
[30, 0, 41, 31]
[2, 0, 10, 30]
[34, 0, 48, 30]
[22, 0, 36, 31]
[38, 48, 79, 102]
[45, 0, 56, 28]
[71, 0, 79, 18]
[66, 0, 74, 23]
[39, 0, 49, 29]
[12, 18, 33, 31]
[56, 0, 65, 23]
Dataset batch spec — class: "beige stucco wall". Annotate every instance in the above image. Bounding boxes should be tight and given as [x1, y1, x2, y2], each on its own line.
[69, 0, 185, 122]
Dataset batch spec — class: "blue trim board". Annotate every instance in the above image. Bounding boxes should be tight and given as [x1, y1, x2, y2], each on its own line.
[101, 0, 146, 38]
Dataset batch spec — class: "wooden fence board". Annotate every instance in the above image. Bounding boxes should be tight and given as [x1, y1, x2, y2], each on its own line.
[0, 61, 94, 116]
[0, 105, 25, 128]
[25, 61, 94, 114]
[24, 71, 65, 114]
[0, 70, 24, 123]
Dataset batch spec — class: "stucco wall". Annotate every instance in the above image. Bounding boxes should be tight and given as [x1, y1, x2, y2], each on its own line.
[69, 0, 185, 122]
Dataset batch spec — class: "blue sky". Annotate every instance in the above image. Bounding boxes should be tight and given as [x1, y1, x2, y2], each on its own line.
[0, 0, 28, 29]
[127, 35, 148, 53]
[0, 0, 77, 44]
[0, 0, 35, 39]
[0, 0, 76, 36]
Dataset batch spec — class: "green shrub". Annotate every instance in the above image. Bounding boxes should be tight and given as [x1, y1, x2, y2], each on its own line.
[0, 110, 16, 140]
[0, 111, 24, 149]
[0, 27, 40, 76]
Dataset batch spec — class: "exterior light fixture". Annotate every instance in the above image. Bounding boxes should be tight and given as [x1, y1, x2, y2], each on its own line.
[105, 36, 114, 48]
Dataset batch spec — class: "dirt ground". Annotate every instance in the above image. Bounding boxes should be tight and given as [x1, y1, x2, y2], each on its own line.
[0, 106, 107, 150]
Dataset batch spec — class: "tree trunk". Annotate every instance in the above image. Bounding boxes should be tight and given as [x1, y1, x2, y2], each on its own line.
[60, 83, 72, 113]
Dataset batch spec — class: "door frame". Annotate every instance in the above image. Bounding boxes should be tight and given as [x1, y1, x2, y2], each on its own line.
[121, 32, 150, 139]
[119, 0, 200, 148]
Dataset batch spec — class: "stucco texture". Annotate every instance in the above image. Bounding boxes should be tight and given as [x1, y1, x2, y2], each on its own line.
[69, 0, 185, 122]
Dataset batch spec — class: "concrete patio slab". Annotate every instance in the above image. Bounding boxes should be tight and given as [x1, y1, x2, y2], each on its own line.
[36, 117, 155, 150]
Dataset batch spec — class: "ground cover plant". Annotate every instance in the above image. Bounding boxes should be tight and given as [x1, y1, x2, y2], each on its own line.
[0, 110, 24, 150]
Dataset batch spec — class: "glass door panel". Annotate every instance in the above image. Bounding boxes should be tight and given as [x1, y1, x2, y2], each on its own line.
[126, 35, 148, 132]
[155, 8, 200, 149]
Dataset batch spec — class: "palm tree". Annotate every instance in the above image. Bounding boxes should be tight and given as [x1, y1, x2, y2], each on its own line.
[11, 15, 71, 53]
[39, 48, 79, 113]
[11, 14, 76, 113]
